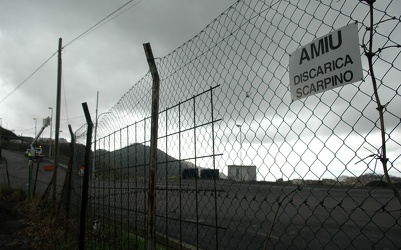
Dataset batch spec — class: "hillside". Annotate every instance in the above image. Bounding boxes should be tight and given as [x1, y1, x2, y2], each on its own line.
[0, 126, 18, 142]
[93, 143, 196, 179]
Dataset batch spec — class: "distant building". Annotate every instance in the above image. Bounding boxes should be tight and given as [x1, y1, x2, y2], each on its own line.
[292, 179, 304, 185]
[200, 169, 219, 180]
[227, 165, 256, 181]
[9, 139, 22, 143]
[182, 168, 199, 179]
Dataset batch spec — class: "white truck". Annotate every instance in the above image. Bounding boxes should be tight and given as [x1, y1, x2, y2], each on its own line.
[25, 117, 50, 161]
[25, 147, 44, 160]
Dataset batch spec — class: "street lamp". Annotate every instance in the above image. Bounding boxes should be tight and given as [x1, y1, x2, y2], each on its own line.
[33, 118, 37, 137]
[236, 124, 243, 166]
[48, 107, 53, 161]
[93, 111, 111, 173]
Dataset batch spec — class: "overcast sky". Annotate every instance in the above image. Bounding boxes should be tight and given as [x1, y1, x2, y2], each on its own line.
[0, 0, 235, 139]
[1, 0, 400, 180]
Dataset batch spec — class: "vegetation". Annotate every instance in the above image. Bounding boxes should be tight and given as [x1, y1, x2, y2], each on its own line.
[0, 185, 162, 249]
[88, 218, 147, 250]
[0, 185, 75, 249]
[0, 184, 26, 202]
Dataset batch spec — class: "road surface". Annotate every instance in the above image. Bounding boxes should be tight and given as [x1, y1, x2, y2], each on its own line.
[2, 149, 400, 249]
[0, 149, 66, 199]
[88, 179, 401, 249]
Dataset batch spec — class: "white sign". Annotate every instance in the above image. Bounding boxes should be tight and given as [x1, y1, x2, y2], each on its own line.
[289, 23, 363, 101]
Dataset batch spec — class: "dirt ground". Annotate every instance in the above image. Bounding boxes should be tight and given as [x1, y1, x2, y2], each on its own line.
[0, 194, 63, 250]
[0, 199, 33, 249]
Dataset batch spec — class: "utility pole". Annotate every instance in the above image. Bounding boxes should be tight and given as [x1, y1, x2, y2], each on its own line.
[93, 92, 111, 176]
[48, 107, 53, 161]
[33, 118, 37, 136]
[0, 118, 2, 159]
[52, 38, 62, 211]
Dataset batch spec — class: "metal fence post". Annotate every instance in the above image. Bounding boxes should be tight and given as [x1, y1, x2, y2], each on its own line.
[27, 160, 32, 200]
[57, 124, 75, 228]
[79, 103, 94, 250]
[0, 157, 10, 187]
[143, 42, 160, 250]
[33, 161, 40, 197]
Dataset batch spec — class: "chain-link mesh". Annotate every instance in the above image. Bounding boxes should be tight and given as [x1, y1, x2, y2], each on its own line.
[62, 123, 88, 240]
[68, 0, 401, 249]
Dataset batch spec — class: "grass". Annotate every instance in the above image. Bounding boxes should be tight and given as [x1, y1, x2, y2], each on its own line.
[89, 226, 146, 249]
[1, 184, 169, 249]
[0, 184, 75, 249]
[0, 183, 26, 201]
[87, 217, 156, 250]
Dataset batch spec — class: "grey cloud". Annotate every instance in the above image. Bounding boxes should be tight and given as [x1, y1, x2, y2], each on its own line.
[0, 0, 234, 137]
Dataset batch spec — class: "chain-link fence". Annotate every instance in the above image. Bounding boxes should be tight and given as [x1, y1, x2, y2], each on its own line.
[65, 0, 401, 249]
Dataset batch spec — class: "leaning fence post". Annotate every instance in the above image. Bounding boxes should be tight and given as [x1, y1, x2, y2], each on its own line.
[1, 157, 10, 187]
[65, 125, 75, 230]
[79, 103, 94, 250]
[27, 160, 33, 200]
[33, 161, 40, 197]
[143, 42, 160, 250]
[56, 124, 75, 227]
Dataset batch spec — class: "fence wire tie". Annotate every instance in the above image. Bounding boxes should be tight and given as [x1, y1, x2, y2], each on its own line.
[319, 199, 326, 209]
[263, 196, 268, 203]
[376, 102, 389, 112]
[355, 153, 377, 165]
[374, 202, 389, 214]
[275, 197, 281, 206]
[302, 198, 309, 207]
[352, 202, 367, 213]
[360, 0, 376, 4]
[334, 200, 344, 210]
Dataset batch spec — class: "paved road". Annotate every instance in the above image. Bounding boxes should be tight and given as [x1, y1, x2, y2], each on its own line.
[89, 179, 401, 249]
[0, 149, 66, 199]
[3, 149, 400, 249]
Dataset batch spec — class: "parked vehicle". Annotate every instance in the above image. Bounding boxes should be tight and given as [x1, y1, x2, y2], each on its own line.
[25, 147, 44, 160]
